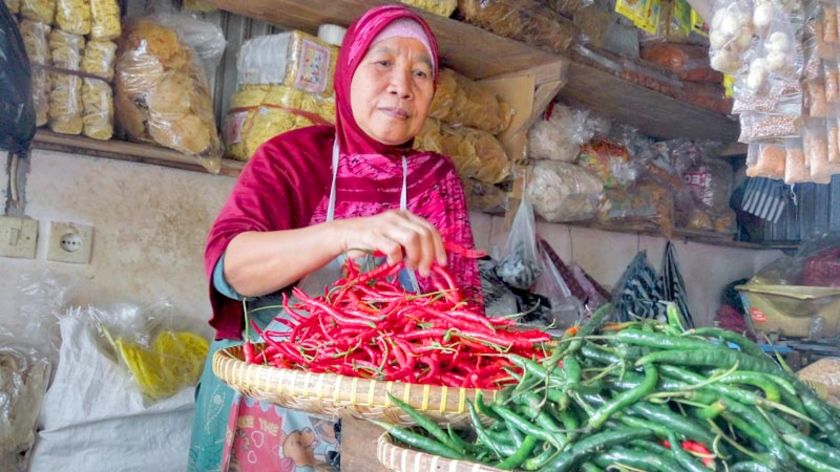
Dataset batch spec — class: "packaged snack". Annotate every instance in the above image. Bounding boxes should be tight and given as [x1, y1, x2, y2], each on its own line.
[48, 29, 84, 135]
[640, 43, 723, 82]
[80, 40, 115, 140]
[89, 0, 121, 41]
[20, 0, 54, 25]
[738, 113, 801, 142]
[746, 143, 786, 178]
[526, 160, 604, 222]
[826, 62, 839, 103]
[806, 80, 829, 118]
[414, 118, 511, 183]
[784, 138, 810, 183]
[429, 68, 513, 134]
[236, 31, 337, 97]
[805, 119, 840, 182]
[458, 0, 576, 53]
[598, 179, 675, 236]
[527, 104, 595, 162]
[19, 19, 51, 127]
[115, 16, 224, 172]
[399, 0, 457, 16]
[224, 84, 334, 161]
[683, 157, 734, 214]
[182, 0, 216, 12]
[5, 0, 20, 14]
[577, 140, 638, 188]
[55, 0, 91, 35]
[81, 39, 116, 82]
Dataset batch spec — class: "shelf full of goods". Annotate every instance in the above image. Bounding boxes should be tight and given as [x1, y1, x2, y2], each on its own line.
[709, 0, 840, 184]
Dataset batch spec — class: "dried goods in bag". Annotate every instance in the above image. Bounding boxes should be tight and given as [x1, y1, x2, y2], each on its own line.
[80, 40, 115, 140]
[20, 0, 54, 25]
[19, 19, 51, 127]
[398, 0, 456, 16]
[746, 143, 786, 178]
[414, 118, 510, 184]
[784, 138, 810, 183]
[48, 29, 84, 135]
[0, 0, 35, 153]
[89, 0, 121, 40]
[115, 16, 224, 173]
[55, 0, 90, 35]
[458, 0, 575, 53]
[4, 0, 18, 13]
[429, 68, 513, 134]
[81, 39, 116, 83]
[526, 160, 603, 222]
[527, 104, 596, 162]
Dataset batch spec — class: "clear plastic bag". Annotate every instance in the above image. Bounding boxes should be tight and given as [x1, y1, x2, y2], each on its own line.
[497, 197, 543, 290]
[805, 118, 840, 182]
[458, 0, 576, 53]
[738, 112, 802, 142]
[224, 84, 335, 161]
[399, 0, 457, 16]
[570, 263, 610, 310]
[577, 140, 639, 188]
[526, 160, 604, 223]
[429, 68, 514, 134]
[80, 40, 116, 140]
[527, 104, 595, 162]
[115, 15, 224, 173]
[784, 138, 811, 184]
[746, 142, 787, 178]
[640, 43, 723, 82]
[4, 0, 19, 13]
[532, 243, 583, 329]
[683, 157, 734, 214]
[708, 0, 753, 74]
[48, 29, 84, 135]
[414, 118, 510, 183]
[20, 0, 54, 25]
[19, 19, 50, 128]
[55, 0, 91, 35]
[89, 300, 211, 402]
[598, 179, 676, 236]
[89, 0, 121, 41]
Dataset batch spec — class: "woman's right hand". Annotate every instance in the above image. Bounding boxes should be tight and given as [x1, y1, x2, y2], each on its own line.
[334, 210, 447, 276]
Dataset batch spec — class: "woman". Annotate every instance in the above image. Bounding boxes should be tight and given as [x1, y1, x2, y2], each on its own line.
[189, 5, 482, 471]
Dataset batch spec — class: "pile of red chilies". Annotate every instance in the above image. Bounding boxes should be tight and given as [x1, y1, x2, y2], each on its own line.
[245, 244, 550, 389]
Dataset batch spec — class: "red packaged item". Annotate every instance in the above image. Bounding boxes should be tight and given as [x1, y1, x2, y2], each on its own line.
[641, 43, 724, 82]
[801, 246, 840, 287]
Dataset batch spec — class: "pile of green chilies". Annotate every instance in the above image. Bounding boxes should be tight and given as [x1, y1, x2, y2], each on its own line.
[374, 303, 840, 471]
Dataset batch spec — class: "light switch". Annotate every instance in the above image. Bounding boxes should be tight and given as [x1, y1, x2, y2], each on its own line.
[0, 216, 38, 259]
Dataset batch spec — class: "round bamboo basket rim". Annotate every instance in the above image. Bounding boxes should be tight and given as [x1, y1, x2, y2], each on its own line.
[212, 344, 499, 425]
[377, 432, 504, 472]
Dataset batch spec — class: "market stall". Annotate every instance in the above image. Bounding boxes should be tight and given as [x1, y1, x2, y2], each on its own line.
[2, 0, 840, 471]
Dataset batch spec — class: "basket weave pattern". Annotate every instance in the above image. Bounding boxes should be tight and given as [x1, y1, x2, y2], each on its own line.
[213, 345, 497, 426]
[377, 433, 503, 472]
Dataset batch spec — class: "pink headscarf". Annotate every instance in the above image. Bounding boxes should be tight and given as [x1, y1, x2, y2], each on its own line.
[334, 5, 440, 157]
[204, 6, 480, 341]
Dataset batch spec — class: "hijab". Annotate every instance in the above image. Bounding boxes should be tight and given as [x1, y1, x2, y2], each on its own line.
[205, 6, 480, 340]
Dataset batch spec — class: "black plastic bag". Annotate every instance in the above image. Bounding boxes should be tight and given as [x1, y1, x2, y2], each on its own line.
[1, 3, 36, 153]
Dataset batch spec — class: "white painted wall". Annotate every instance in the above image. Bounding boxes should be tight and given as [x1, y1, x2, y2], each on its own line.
[0, 149, 782, 333]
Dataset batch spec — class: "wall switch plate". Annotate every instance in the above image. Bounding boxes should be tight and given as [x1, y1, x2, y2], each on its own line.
[47, 222, 93, 264]
[0, 216, 38, 259]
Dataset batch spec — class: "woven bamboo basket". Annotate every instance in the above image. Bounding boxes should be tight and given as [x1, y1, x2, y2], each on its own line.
[377, 432, 504, 472]
[213, 344, 499, 426]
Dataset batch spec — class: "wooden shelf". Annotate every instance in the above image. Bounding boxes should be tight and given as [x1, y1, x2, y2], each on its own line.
[561, 61, 739, 142]
[32, 130, 245, 177]
[205, 0, 740, 143]
[572, 221, 797, 250]
[203, 0, 566, 86]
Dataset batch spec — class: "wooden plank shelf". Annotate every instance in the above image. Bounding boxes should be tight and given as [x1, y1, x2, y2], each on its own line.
[32, 130, 245, 177]
[571, 221, 798, 250]
[204, 0, 739, 143]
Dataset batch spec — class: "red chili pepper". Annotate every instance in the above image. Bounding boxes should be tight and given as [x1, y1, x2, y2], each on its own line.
[443, 241, 487, 259]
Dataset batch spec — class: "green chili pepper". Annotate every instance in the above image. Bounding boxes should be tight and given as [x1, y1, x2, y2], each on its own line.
[523, 444, 560, 471]
[783, 433, 840, 468]
[495, 434, 538, 470]
[616, 329, 713, 351]
[716, 371, 782, 403]
[587, 364, 658, 429]
[386, 393, 465, 454]
[786, 443, 837, 472]
[691, 327, 768, 359]
[591, 446, 681, 471]
[368, 419, 462, 460]
[729, 462, 776, 472]
[475, 391, 502, 421]
[719, 407, 789, 468]
[627, 401, 719, 448]
[491, 403, 562, 448]
[467, 401, 510, 458]
[579, 462, 603, 472]
[538, 428, 653, 472]
[668, 432, 710, 472]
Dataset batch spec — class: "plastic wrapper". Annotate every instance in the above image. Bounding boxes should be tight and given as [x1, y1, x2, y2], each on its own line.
[224, 84, 335, 161]
[479, 258, 519, 318]
[526, 160, 604, 222]
[546, 0, 591, 17]
[746, 142, 786, 178]
[429, 68, 513, 134]
[81, 39, 116, 83]
[19, 19, 50, 128]
[48, 29, 84, 135]
[236, 31, 337, 96]
[4, 0, 18, 14]
[532, 243, 583, 329]
[497, 197, 543, 289]
[527, 104, 595, 162]
[88, 301, 211, 401]
[20, 0, 54, 24]
[798, 358, 840, 405]
[115, 16, 224, 173]
[570, 263, 610, 310]
[806, 80, 829, 118]
[457, 0, 576, 53]
[804, 119, 840, 182]
[683, 157, 734, 213]
[55, 0, 91, 35]
[82, 79, 113, 140]
[576, 140, 638, 188]
[708, 0, 754, 74]
[182, 0, 216, 12]
[640, 43, 723, 82]
[414, 118, 510, 183]
[399, 0, 457, 16]
[89, 0, 121, 41]
[784, 138, 811, 183]
[738, 112, 801, 142]
[826, 61, 839, 103]
[598, 179, 675, 235]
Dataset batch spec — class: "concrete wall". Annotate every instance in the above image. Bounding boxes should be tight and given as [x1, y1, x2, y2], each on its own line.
[0, 149, 782, 332]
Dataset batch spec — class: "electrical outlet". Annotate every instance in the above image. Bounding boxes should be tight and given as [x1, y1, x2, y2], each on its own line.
[0, 216, 38, 259]
[47, 222, 93, 264]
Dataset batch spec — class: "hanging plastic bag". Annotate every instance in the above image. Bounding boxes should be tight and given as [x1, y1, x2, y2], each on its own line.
[1, 1, 36, 153]
[532, 240, 583, 329]
[497, 197, 543, 289]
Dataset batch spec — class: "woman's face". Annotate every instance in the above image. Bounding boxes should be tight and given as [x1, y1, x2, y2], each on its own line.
[350, 36, 434, 146]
